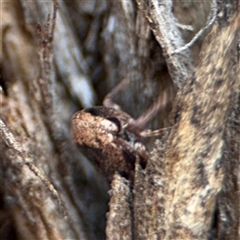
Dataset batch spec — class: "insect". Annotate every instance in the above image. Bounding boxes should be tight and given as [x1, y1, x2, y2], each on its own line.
[71, 79, 166, 182]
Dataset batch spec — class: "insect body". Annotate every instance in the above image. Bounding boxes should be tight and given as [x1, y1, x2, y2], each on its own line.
[71, 106, 148, 182]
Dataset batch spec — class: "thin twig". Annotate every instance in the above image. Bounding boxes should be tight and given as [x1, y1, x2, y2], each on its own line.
[172, 0, 217, 54]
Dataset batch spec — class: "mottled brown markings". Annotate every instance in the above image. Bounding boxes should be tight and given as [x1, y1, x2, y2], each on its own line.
[173, 105, 182, 123]
[200, 150, 208, 158]
[214, 78, 224, 88]
[188, 75, 197, 88]
[183, 208, 191, 216]
[213, 157, 222, 175]
[199, 189, 213, 208]
[209, 103, 219, 113]
[190, 105, 202, 126]
[202, 126, 223, 139]
[72, 106, 149, 182]
[95, 137, 102, 145]
[195, 162, 209, 188]
[160, 11, 240, 239]
[216, 68, 223, 76]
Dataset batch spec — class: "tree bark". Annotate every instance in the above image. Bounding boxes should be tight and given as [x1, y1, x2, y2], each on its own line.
[1, 1, 239, 240]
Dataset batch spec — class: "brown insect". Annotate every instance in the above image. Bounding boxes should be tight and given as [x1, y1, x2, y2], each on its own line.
[71, 78, 165, 182]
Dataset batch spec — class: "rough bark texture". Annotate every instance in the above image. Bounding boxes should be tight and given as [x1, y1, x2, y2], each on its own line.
[1, 1, 239, 240]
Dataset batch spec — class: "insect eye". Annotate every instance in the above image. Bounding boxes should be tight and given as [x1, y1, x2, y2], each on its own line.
[106, 117, 121, 132]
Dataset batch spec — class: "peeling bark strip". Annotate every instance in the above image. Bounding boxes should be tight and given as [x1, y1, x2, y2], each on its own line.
[164, 13, 239, 239]
[106, 174, 133, 240]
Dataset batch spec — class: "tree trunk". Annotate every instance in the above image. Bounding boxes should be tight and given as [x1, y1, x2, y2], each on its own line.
[1, 1, 239, 239]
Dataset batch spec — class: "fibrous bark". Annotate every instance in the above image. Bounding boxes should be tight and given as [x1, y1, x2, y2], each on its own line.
[1, 1, 239, 240]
